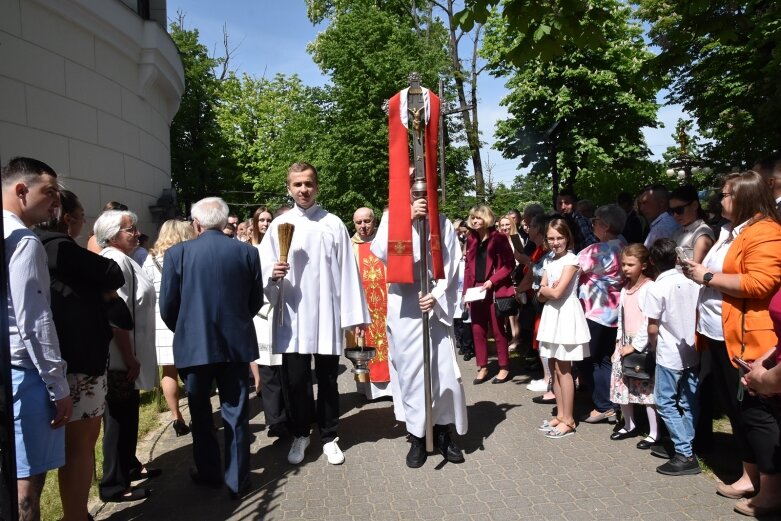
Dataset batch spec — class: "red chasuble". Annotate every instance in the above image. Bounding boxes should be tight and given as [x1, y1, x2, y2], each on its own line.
[349, 235, 390, 382]
[386, 88, 445, 283]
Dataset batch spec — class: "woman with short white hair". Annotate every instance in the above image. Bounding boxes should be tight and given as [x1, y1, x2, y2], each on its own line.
[95, 210, 158, 502]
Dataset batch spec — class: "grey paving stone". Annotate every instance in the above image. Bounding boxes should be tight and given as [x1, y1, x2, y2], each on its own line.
[90, 356, 748, 521]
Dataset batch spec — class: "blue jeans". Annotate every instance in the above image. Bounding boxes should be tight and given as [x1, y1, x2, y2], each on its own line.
[654, 364, 699, 457]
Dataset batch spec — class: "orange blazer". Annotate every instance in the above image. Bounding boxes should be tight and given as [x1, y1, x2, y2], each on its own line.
[722, 218, 781, 366]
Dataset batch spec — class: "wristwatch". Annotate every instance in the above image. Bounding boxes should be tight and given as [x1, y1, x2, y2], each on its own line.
[703, 272, 714, 286]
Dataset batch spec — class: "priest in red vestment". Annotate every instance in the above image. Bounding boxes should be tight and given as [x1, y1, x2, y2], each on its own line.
[347, 207, 392, 399]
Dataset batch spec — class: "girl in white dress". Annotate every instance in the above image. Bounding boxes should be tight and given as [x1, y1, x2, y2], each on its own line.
[142, 219, 195, 436]
[536, 218, 591, 438]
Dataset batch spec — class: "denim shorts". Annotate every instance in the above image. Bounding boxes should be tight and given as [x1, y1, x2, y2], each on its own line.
[12, 367, 65, 477]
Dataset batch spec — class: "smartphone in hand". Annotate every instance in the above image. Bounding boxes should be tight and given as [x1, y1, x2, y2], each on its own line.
[732, 356, 753, 371]
[675, 246, 691, 265]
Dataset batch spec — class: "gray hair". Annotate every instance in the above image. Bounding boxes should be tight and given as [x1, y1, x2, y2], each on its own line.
[94, 210, 138, 247]
[191, 197, 229, 230]
[594, 204, 627, 235]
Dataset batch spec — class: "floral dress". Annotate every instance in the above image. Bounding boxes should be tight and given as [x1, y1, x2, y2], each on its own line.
[610, 279, 655, 405]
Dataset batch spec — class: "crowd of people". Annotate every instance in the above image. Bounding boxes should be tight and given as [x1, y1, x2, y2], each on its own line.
[4, 152, 781, 520]
[447, 160, 781, 518]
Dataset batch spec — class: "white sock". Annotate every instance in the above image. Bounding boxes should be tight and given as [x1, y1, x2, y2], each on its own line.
[620, 404, 635, 431]
[646, 405, 659, 440]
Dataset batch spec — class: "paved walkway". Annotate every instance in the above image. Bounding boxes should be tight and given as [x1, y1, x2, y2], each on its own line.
[91, 355, 746, 521]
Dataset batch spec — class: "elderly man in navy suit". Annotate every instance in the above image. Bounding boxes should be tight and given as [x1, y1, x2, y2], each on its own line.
[159, 197, 263, 499]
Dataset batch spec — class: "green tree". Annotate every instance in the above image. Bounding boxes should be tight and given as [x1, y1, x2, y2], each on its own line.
[215, 73, 327, 211]
[455, 0, 614, 65]
[482, 1, 660, 207]
[306, 0, 470, 219]
[169, 18, 236, 212]
[636, 0, 781, 168]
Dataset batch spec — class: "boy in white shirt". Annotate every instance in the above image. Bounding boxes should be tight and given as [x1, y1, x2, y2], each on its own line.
[645, 238, 701, 476]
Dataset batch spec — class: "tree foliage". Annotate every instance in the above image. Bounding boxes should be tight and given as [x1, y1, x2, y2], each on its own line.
[306, 0, 471, 219]
[635, 0, 781, 168]
[482, 1, 660, 206]
[215, 73, 327, 212]
[169, 20, 236, 212]
[455, 0, 614, 65]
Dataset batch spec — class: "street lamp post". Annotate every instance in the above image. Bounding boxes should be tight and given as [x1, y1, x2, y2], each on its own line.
[665, 124, 710, 184]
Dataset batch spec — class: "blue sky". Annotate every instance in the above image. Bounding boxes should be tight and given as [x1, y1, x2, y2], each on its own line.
[167, 1, 683, 186]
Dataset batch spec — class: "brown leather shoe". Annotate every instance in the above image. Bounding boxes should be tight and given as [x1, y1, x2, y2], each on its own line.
[717, 482, 755, 500]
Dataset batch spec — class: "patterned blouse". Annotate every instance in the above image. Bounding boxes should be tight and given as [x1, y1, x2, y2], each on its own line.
[577, 238, 627, 327]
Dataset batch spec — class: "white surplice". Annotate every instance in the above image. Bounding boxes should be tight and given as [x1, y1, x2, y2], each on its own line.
[259, 204, 369, 355]
[371, 213, 468, 437]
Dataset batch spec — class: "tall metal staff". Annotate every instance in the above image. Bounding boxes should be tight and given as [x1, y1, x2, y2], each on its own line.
[407, 74, 435, 452]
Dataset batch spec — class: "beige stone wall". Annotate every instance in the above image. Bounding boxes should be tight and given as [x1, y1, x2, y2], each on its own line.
[0, 0, 184, 241]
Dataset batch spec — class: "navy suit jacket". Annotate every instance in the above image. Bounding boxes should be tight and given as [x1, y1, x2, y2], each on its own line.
[159, 229, 263, 369]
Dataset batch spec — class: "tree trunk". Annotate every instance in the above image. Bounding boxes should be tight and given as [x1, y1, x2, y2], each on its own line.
[437, 0, 484, 199]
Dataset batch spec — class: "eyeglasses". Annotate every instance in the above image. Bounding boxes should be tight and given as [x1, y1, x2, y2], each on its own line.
[590, 217, 605, 227]
[119, 226, 139, 235]
[667, 201, 694, 215]
[719, 192, 734, 200]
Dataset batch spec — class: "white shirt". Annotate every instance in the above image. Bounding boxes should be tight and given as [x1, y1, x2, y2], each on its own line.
[4, 210, 69, 399]
[644, 269, 700, 370]
[103, 247, 158, 390]
[644, 212, 681, 249]
[696, 225, 732, 340]
[258, 204, 369, 355]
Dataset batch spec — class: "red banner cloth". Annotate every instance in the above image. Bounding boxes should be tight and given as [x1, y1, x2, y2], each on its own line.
[386, 89, 444, 283]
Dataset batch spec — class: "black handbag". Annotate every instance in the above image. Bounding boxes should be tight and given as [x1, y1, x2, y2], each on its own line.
[494, 295, 519, 317]
[619, 303, 655, 380]
[621, 351, 656, 380]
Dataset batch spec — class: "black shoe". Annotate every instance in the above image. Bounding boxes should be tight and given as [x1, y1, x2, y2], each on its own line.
[636, 437, 655, 450]
[99, 486, 151, 503]
[656, 453, 701, 476]
[189, 467, 222, 489]
[268, 423, 290, 438]
[472, 371, 490, 385]
[463, 352, 474, 362]
[434, 426, 465, 463]
[610, 429, 639, 441]
[129, 466, 162, 481]
[491, 373, 512, 384]
[532, 395, 556, 404]
[650, 442, 673, 459]
[406, 434, 427, 468]
[172, 419, 190, 437]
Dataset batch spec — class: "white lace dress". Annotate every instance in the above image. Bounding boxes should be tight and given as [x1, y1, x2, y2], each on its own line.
[536, 252, 591, 361]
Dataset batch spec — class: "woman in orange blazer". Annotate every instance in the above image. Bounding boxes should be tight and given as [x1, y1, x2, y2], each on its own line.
[464, 204, 516, 384]
[685, 171, 781, 518]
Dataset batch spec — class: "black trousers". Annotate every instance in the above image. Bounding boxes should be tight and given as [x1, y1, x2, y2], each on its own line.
[454, 318, 474, 355]
[260, 364, 287, 426]
[100, 390, 141, 498]
[281, 353, 339, 442]
[708, 336, 781, 473]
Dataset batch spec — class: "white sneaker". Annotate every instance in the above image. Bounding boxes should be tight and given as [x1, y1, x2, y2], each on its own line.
[526, 379, 548, 392]
[287, 435, 310, 465]
[322, 437, 345, 465]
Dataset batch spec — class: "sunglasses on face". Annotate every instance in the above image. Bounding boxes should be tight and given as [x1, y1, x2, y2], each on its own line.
[667, 201, 693, 215]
